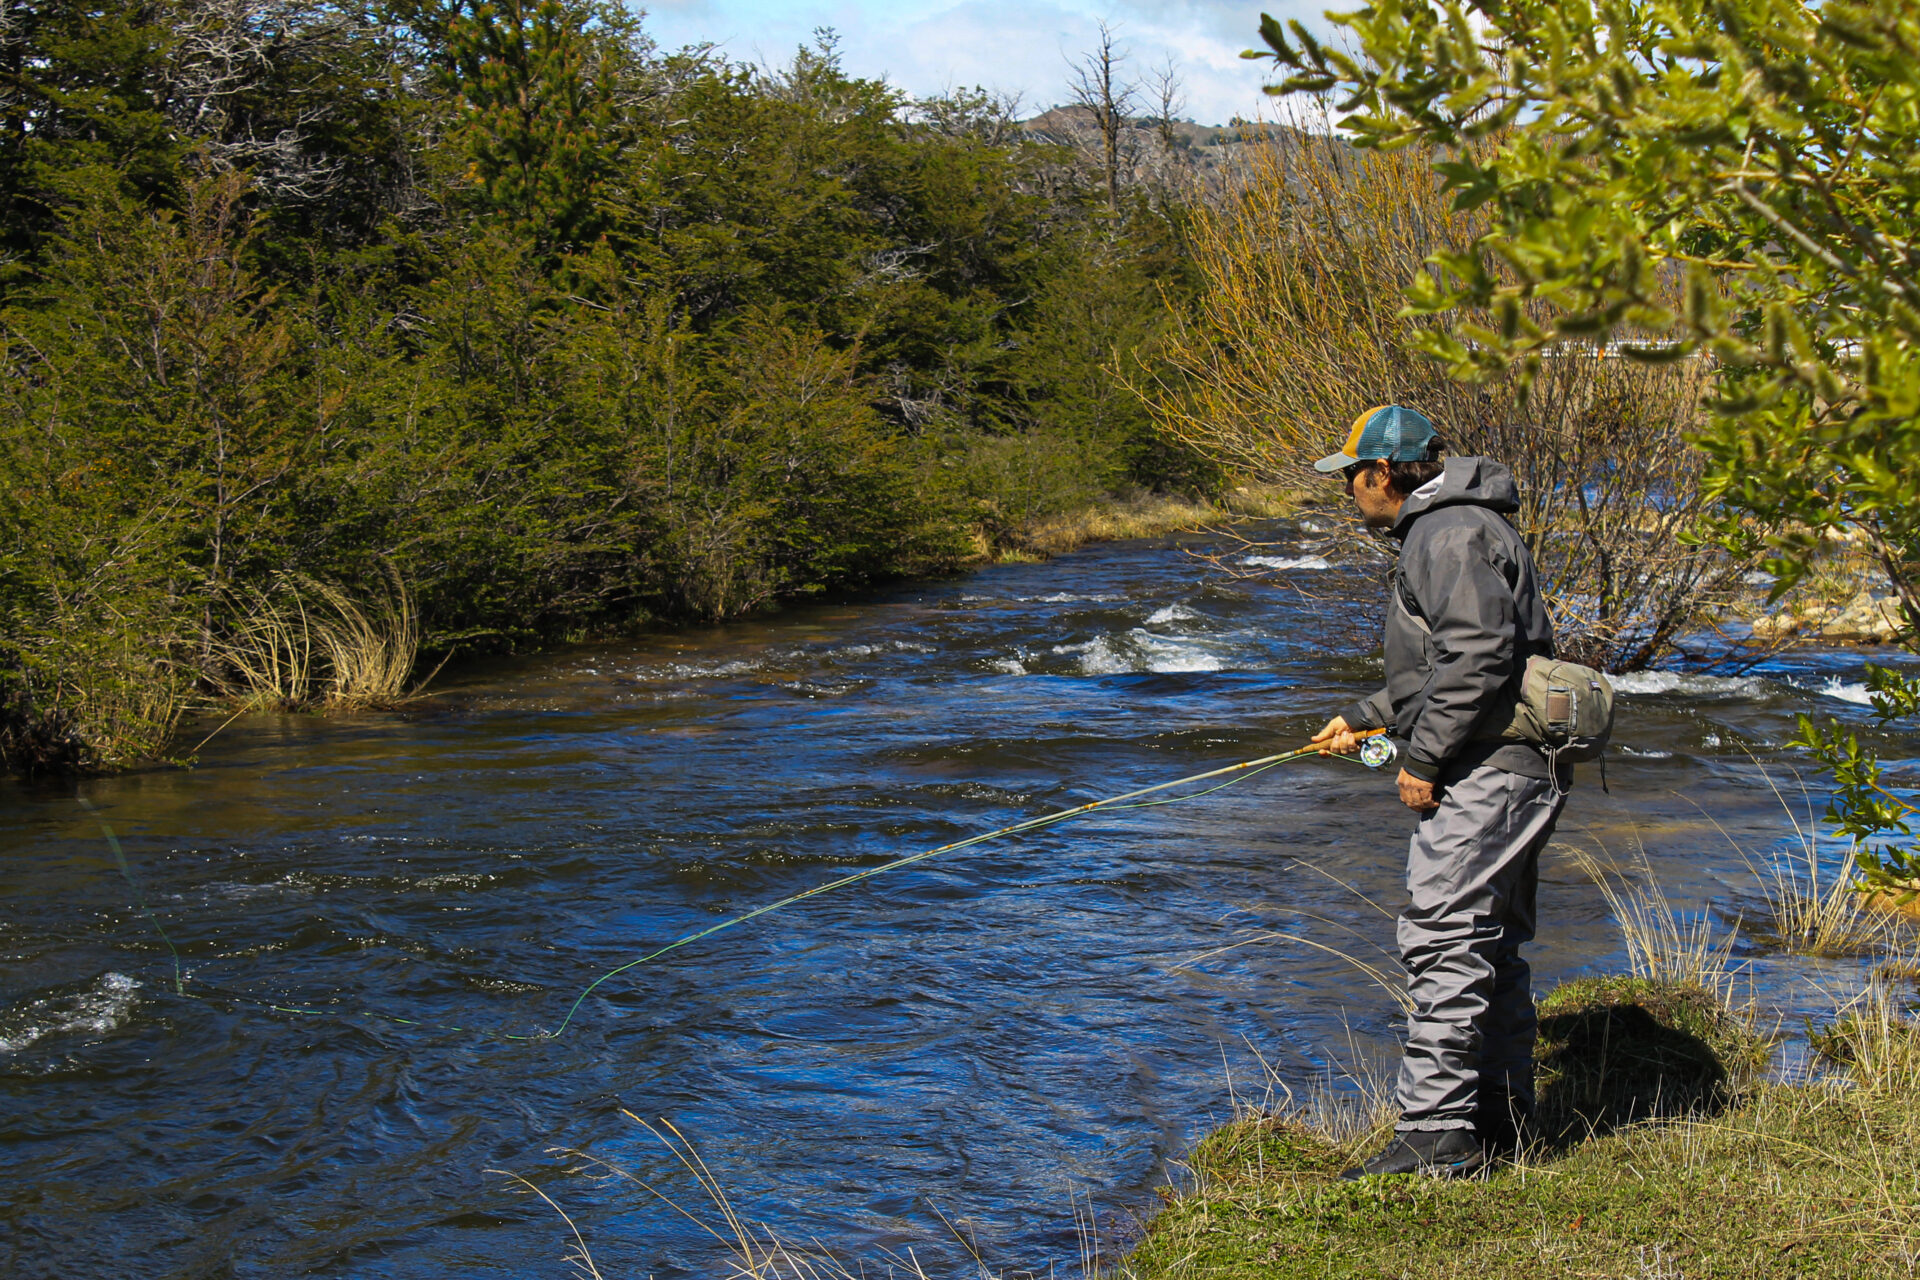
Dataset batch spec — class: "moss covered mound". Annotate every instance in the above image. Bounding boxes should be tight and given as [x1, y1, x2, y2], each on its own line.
[1535, 975, 1769, 1140]
[1182, 1117, 1350, 1192]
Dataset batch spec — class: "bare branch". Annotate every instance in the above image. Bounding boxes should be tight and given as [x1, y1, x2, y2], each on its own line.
[1146, 54, 1184, 153]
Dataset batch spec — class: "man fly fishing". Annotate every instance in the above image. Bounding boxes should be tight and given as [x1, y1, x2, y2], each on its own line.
[1308, 405, 1566, 1180]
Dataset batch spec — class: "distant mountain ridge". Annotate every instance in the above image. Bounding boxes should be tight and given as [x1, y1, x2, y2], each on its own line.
[1017, 106, 1325, 189]
[1020, 106, 1297, 150]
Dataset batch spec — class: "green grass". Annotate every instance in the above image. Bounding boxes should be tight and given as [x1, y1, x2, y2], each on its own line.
[1126, 978, 1920, 1280]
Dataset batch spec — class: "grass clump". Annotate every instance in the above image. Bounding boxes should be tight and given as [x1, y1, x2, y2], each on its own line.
[1809, 970, 1920, 1097]
[1129, 977, 1920, 1280]
[1706, 768, 1911, 958]
[1575, 849, 1741, 995]
[1744, 841, 1900, 959]
[204, 568, 438, 719]
[1534, 975, 1769, 1142]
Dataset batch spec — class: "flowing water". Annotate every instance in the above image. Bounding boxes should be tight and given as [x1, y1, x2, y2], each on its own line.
[4, 523, 1915, 1278]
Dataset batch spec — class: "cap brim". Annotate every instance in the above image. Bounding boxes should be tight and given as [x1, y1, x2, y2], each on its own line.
[1312, 451, 1357, 473]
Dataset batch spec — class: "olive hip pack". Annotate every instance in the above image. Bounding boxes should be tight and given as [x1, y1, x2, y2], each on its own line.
[1496, 655, 1615, 764]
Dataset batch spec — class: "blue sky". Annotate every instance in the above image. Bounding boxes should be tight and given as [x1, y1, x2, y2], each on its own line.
[636, 2, 1338, 126]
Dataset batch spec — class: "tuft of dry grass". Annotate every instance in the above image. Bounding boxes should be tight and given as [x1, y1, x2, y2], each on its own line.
[1571, 846, 1742, 1000]
[1810, 961, 1920, 1100]
[1740, 829, 1905, 961]
[1208, 1025, 1401, 1157]
[205, 582, 318, 712]
[206, 564, 436, 712]
[299, 564, 430, 708]
[1684, 766, 1912, 957]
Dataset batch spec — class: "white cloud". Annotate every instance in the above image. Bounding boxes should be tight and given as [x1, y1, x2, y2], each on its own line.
[634, 1, 1338, 125]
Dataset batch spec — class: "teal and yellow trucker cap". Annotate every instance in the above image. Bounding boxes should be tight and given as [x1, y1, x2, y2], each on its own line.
[1312, 405, 1440, 473]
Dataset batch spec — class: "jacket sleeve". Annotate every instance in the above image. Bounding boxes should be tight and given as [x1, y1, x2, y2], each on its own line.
[1340, 687, 1393, 731]
[1400, 521, 1519, 781]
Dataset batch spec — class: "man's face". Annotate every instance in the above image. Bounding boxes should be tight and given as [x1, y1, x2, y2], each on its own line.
[1344, 460, 1399, 529]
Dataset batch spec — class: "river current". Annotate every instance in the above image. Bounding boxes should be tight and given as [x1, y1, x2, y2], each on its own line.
[4, 522, 1913, 1277]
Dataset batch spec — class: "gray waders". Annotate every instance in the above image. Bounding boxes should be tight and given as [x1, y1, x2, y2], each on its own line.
[1393, 762, 1565, 1132]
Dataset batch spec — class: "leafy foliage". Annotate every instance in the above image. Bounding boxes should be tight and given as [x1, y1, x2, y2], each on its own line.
[441, 0, 638, 249]
[1248, 0, 1920, 889]
[0, 8, 1206, 771]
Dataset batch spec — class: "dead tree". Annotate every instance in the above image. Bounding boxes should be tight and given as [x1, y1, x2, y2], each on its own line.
[1147, 54, 1183, 153]
[1066, 22, 1137, 213]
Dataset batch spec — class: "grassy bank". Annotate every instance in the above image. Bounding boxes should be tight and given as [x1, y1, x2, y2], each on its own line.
[517, 970, 1919, 1279]
[1127, 975, 1920, 1279]
[985, 484, 1301, 563]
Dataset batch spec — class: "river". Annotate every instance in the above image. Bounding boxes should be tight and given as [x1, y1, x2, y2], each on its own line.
[3, 521, 1912, 1278]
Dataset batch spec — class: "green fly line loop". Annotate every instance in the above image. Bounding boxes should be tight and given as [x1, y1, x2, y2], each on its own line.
[81, 731, 1388, 1043]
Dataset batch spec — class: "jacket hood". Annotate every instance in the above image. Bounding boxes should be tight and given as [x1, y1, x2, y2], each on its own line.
[1391, 456, 1519, 537]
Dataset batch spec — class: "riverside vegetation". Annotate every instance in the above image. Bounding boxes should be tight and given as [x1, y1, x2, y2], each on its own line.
[1, 1, 1807, 776]
[0, 1, 1236, 772]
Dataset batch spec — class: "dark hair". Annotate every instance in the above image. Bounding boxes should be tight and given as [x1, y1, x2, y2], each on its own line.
[1385, 447, 1446, 496]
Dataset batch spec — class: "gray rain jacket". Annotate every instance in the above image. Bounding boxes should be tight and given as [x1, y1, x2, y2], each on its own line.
[1339, 457, 1557, 784]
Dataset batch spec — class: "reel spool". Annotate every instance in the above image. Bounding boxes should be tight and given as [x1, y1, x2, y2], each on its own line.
[1360, 735, 1399, 770]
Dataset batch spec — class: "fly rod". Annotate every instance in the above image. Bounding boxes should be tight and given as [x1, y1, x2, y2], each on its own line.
[87, 729, 1397, 1042]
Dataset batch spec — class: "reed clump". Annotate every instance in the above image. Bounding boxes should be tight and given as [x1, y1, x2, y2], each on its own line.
[1809, 965, 1920, 1099]
[1690, 767, 1912, 958]
[1741, 833, 1906, 960]
[1573, 847, 1741, 997]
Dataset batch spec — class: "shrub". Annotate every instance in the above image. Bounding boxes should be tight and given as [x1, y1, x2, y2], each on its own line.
[1139, 127, 1740, 670]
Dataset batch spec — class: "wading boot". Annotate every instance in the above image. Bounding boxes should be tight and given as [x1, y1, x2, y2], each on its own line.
[1476, 1088, 1536, 1163]
[1339, 1127, 1486, 1181]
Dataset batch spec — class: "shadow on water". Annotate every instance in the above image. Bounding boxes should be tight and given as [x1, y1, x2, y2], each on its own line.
[3, 522, 1918, 1277]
